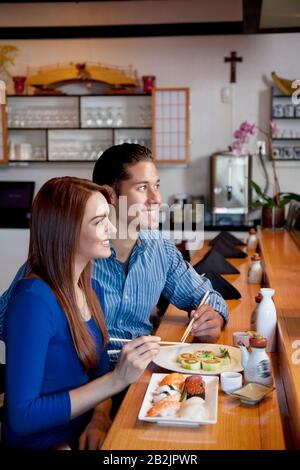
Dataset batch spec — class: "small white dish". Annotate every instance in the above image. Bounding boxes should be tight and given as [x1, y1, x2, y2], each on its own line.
[230, 382, 275, 405]
[220, 371, 242, 394]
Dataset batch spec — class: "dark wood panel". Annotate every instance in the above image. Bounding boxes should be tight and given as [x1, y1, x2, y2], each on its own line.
[0, 22, 243, 40]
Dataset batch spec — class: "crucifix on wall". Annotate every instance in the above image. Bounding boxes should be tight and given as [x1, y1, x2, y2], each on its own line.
[224, 51, 243, 83]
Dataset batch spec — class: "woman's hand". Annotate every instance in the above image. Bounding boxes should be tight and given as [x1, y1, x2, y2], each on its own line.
[113, 335, 161, 389]
[78, 408, 112, 450]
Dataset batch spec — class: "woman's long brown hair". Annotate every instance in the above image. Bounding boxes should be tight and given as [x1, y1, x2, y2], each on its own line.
[28, 177, 111, 371]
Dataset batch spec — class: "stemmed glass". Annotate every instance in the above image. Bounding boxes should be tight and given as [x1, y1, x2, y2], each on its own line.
[106, 107, 114, 126]
[115, 107, 124, 127]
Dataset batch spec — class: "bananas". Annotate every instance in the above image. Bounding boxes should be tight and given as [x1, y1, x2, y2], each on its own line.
[271, 71, 296, 96]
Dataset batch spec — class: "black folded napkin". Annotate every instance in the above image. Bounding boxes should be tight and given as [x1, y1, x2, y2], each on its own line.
[193, 248, 240, 275]
[198, 271, 241, 300]
[209, 231, 246, 247]
[212, 238, 247, 258]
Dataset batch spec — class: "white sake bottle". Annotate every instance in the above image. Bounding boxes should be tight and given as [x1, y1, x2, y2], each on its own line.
[247, 228, 258, 252]
[248, 253, 263, 284]
[250, 292, 262, 330]
[255, 288, 277, 352]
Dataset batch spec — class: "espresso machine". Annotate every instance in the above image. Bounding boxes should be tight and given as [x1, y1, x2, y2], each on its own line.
[210, 153, 252, 225]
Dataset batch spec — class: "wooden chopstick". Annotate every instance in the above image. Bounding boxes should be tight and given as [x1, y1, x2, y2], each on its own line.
[180, 290, 210, 343]
[109, 338, 185, 346]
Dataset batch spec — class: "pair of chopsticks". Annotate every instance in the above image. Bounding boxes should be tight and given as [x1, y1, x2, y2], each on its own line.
[180, 290, 210, 343]
[107, 338, 185, 355]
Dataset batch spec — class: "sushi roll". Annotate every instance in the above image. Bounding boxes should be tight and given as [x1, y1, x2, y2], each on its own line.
[159, 373, 185, 390]
[201, 358, 221, 372]
[181, 357, 201, 370]
[183, 375, 206, 400]
[194, 350, 215, 361]
[146, 395, 181, 417]
[215, 347, 231, 366]
[177, 352, 196, 364]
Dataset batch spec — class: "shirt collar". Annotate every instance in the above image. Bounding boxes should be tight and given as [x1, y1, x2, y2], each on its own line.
[108, 230, 159, 259]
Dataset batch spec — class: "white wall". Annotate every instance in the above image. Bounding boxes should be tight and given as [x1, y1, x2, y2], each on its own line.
[1, 32, 299, 202]
[0, 27, 299, 291]
[0, 229, 29, 293]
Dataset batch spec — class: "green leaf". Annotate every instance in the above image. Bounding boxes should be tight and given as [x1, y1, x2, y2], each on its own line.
[219, 347, 231, 360]
[279, 192, 300, 202]
[250, 200, 264, 209]
[250, 181, 264, 197]
[250, 181, 272, 203]
[181, 386, 187, 402]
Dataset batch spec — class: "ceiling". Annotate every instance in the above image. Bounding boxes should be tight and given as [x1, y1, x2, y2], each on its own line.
[0, 0, 299, 39]
[260, 0, 300, 30]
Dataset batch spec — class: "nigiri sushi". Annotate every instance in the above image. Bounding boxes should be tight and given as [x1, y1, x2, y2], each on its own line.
[184, 375, 206, 400]
[159, 373, 185, 390]
[178, 397, 208, 421]
[146, 395, 181, 417]
[152, 385, 181, 403]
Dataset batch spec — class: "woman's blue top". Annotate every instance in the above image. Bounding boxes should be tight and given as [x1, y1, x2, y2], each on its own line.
[2, 278, 109, 449]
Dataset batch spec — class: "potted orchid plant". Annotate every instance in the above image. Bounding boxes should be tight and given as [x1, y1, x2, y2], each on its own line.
[231, 121, 300, 228]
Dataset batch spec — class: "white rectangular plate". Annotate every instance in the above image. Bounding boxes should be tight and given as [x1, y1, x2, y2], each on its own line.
[138, 373, 219, 426]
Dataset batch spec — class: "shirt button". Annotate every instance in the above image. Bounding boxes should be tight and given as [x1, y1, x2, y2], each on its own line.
[124, 295, 128, 300]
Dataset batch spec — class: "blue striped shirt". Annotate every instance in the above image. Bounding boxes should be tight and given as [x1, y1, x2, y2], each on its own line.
[94, 230, 228, 360]
[0, 230, 228, 360]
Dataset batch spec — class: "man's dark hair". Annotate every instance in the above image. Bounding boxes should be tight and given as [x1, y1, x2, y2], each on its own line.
[92, 143, 153, 191]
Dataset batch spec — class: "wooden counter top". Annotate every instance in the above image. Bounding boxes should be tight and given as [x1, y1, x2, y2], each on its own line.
[259, 229, 300, 449]
[102, 239, 287, 450]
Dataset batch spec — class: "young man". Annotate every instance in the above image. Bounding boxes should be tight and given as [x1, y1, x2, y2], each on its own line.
[0, 144, 228, 358]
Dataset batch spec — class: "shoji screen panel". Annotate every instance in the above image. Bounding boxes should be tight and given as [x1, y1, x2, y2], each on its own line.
[152, 88, 190, 164]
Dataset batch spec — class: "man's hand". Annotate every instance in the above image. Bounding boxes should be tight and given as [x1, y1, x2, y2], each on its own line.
[78, 408, 112, 450]
[190, 304, 224, 343]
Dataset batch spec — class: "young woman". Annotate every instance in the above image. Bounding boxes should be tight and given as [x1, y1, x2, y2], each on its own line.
[2, 177, 160, 450]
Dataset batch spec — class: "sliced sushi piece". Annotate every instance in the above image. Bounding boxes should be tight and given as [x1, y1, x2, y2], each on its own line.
[183, 375, 206, 400]
[201, 358, 221, 372]
[146, 395, 181, 417]
[215, 348, 231, 366]
[194, 350, 215, 361]
[177, 352, 196, 364]
[181, 357, 201, 370]
[159, 373, 185, 390]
